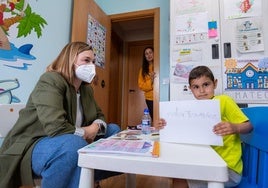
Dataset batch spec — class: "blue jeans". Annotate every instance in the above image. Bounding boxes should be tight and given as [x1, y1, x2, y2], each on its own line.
[32, 123, 121, 188]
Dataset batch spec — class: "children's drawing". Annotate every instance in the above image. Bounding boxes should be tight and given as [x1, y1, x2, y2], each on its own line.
[175, 12, 208, 35]
[172, 63, 193, 83]
[224, 0, 262, 19]
[240, 0, 252, 13]
[174, 0, 207, 15]
[175, 12, 208, 44]
[0, 79, 20, 104]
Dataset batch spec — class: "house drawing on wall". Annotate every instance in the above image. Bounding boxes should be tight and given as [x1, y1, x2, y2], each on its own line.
[226, 63, 268, 90]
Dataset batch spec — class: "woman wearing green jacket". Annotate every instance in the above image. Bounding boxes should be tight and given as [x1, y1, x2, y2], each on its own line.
[0, 42, 121, 188]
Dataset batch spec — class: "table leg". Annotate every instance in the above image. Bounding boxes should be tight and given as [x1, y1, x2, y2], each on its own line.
[79, 167, 94, 188]
[207, 181, 224, 188]
[126, 173, 136, 188]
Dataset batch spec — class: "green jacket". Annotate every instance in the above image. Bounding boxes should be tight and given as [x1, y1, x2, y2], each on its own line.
[0, 72, 105, 188]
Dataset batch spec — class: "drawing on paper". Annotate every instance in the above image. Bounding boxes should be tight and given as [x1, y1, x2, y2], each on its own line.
[224, 0, 262, 19]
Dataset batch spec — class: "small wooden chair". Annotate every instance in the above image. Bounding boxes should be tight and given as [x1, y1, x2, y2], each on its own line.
[236, 107, 268, 188]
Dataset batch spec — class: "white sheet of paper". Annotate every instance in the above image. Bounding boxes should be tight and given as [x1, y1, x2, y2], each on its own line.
[159, 100, 223, 146]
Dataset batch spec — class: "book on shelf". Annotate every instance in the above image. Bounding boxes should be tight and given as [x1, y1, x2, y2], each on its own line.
[78, 138, 160, 158]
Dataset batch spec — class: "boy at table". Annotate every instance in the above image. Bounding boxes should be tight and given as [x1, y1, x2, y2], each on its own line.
[157, 66, 253, 188]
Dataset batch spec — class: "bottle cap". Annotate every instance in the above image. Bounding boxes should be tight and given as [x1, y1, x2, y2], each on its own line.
[144, 108, 149, 114]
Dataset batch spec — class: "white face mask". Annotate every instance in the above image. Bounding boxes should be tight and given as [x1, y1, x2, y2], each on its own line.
[75, 64, 96, 83]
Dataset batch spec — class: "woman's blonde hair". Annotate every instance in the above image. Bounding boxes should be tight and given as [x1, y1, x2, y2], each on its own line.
[46, 41, 93, 85]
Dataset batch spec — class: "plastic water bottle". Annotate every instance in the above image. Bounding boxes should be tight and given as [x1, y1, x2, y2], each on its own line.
[141, 108, 151, 134]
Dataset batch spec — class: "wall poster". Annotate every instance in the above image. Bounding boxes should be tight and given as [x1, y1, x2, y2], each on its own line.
[236, 18, 264, 53]
[223, 57, 268, 103]
[87, 14, 106, 68]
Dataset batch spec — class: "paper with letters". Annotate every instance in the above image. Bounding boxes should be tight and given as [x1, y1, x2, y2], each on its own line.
[159, 100, 223, 146]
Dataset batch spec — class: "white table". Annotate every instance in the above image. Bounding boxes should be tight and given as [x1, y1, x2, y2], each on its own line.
[78, 140, 228, 188]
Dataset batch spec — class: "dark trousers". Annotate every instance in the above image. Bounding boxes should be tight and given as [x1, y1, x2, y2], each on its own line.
[146, 99, 153, 120]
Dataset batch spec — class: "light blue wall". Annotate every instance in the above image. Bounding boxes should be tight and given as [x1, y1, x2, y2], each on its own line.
[95, 0, 170, 101]
[20, 0, 72, 101]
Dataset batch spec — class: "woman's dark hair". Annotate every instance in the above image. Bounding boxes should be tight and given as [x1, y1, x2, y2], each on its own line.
[188, 66, 215, 85]
[142, 47, 154, 78]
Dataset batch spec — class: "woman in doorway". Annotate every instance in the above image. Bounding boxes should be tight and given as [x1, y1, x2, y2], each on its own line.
[138, 46, 155, 120]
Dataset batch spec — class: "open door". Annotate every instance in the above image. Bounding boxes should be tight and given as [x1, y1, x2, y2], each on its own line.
[127, 40, 153, 127]
[110, 8, 160, 129]
[71, 0, 111, 118]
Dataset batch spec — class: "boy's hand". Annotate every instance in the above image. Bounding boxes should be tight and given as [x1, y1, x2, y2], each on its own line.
[213, 122, 237, 136]
[154, 118, 166, 130]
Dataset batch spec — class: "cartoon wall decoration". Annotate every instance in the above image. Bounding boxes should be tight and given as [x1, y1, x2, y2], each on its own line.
[0, 0, 47, 104]
[0, 79, 20, 103]
[224, 58, 268, 103]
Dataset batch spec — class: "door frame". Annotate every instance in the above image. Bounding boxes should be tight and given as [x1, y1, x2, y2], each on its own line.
[110, 8, 160, 128]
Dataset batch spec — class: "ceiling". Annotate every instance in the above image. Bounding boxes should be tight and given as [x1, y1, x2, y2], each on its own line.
[112, 17, 154, 41]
